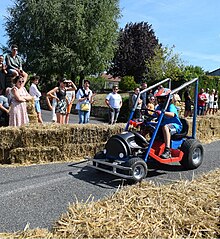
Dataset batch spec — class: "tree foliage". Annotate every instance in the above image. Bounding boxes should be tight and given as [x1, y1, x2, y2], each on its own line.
[4, 0, 120, 79]
[146, 45, 185, 83]
[119, 76, 138, 91]
[147, 45, 207, 86]
[109, 22, 160, 83]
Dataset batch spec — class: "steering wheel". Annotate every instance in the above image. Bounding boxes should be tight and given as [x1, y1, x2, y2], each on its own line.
[142, 109, 158, 121]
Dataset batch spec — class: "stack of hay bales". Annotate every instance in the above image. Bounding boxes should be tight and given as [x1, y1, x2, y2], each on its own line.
[0, 123, 124, 164]
[0, 115, 219, 165]
[188, 115, 220, 142]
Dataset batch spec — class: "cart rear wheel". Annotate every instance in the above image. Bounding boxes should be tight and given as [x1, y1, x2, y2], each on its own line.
[126, 157, 147, 182]
[180, 139, 204, 169]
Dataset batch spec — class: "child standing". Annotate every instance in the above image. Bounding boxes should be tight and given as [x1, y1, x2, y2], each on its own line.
[29, 75, 43, 123]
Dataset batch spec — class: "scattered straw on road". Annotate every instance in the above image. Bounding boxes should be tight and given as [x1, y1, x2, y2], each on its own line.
[0, 169, 219, 239]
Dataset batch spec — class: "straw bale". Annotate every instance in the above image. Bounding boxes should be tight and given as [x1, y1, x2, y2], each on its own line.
[28, 113, 38, 124]
[66, 123, 124, 144]
[63, 143, 106, 159]
[26, 98, 38, 124]
[0, 149, 11, 164]
[0, 127, 21, 148]
[8, 146, 62, 164]
[26, 98, 36, 114]
[19, 124, 72, 148]
[53, 169, 220, 239]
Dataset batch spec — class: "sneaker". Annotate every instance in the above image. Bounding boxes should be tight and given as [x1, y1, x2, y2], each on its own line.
[160, 149, 171, 159]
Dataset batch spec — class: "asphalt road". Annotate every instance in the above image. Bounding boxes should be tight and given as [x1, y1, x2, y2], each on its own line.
[0, 140, 219, 233]
[41, 109, 105, 124]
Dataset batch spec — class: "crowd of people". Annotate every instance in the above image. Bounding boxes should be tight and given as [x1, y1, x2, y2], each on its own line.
[182, 87, 219, 117]
[0, 44, 124, 127]
[0, 44, 219, 128]
[131, 83, 219, 120]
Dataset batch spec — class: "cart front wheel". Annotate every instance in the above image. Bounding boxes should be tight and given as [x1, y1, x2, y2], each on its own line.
[126, 157, 147, 182]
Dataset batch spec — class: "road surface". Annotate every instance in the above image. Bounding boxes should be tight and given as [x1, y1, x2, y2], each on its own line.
[0, 140, 219, 233]
[41, 109, 105, 124]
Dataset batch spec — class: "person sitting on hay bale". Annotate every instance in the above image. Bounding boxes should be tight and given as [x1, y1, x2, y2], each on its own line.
[5, 44, 28, 81]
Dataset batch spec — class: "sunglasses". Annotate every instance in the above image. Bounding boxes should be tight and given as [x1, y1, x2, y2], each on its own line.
[18, 80, 24, 83]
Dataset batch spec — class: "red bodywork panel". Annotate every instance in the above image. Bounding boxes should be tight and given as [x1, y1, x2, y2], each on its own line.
[149, 141, 184, 164]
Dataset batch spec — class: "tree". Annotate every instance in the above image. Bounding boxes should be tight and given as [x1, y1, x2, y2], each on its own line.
[146, 45, 185, 83]
[109, 22, 160, 83]
[4, 0, 120, 81]
[183, 65, 205, 81]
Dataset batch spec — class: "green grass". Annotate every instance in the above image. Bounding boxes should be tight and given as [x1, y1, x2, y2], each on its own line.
[92, 93, 129, 107]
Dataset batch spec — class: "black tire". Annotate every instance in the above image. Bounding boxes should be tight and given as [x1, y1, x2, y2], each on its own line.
[94, 151, 105, 159]
[126, 157, 147, 183]
[180, 139, 204, 169]
[93, 151, 106, 170]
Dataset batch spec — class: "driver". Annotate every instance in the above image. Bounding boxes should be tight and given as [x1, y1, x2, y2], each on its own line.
[154, 88, 182, 159]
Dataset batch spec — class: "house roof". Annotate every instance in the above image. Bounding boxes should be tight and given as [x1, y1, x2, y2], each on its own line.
[101, 73, 121, 82]
[208, 68, 220, 76]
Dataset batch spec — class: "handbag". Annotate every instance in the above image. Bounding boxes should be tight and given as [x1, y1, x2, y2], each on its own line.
[80, 103, 90, 111]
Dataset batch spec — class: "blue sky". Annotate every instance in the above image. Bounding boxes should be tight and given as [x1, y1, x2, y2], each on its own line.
[1, 0, 220, 72]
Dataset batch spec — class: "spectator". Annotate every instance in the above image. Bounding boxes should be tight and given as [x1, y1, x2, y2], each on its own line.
[46, 92, 57, 122]
[29, 75, 43, 123]
[173, 91, 182, 113]
[0, 89, 9, 126]
[154, 88, 182, 159]
[204, 88, 210, 115]
[214, 90, 218, 114]
[0, 55, 7, 91]
[76, 79, 95, 124]
[208, 89, 215, 115]
[5, 44, 28, 81]
[105, 85, 122, 125]
[9, 75, 33, 127]
[140, 82, 148, 109]
[197, 88, 207, 116]
[184, 86, 192, 117]
[145, 96, 155, 118]
[47, 78, 77, 124]
[132, 87, 142, 119]
[65, 80, 76, 124]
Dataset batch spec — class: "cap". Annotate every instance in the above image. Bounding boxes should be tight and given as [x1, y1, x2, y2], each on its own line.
[154, 88, 171, 97]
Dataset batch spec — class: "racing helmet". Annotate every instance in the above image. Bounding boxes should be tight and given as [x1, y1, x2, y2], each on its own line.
[154, 88, 171, 97]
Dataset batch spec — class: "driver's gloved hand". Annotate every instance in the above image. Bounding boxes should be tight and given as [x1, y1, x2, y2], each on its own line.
[155, 110, 161, 116]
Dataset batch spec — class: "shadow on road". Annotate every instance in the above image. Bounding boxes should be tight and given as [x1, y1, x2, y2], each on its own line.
[67, 159, 187, 187]
[68, 162, 125, 188]
[146, 161, 187, 178]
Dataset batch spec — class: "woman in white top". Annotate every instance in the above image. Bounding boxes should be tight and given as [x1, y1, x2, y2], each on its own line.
[76, 80, 95, 124]
[29, 75, 43, 123]
[208, 89, 215, 115]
